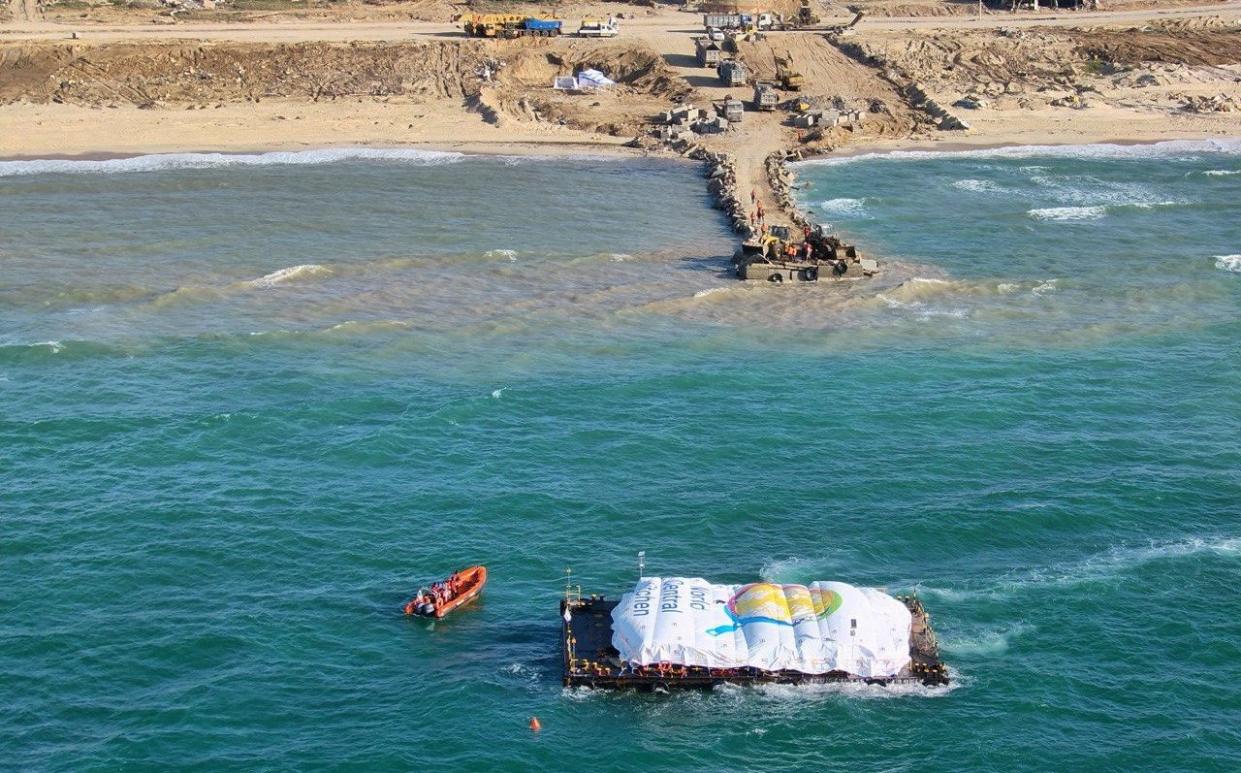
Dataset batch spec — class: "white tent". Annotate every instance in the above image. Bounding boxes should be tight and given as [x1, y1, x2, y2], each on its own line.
[611, 577, 912, 678]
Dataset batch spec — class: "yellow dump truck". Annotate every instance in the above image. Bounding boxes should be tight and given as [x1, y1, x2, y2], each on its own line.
[775, 56, 804, 92]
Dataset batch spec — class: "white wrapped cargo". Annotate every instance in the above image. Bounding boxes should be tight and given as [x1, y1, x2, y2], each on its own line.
[611, 578, 912, 678]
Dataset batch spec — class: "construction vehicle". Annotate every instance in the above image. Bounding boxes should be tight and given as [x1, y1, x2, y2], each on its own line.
[703, 12, 744, 30]
[720, 96, 745, 123]
[827, 11, 865, 36]
[577, 18, 619, 38]
[775, 56, 804, 92]
[695, 37, 724, 67]
[461, 14, 563, 39]
[796, 0, 820, 28]
[703, 11, 782, 32]
[732, 225, 862, 282]
[717, 59, 749, 87]
[752, 81, 778, 111]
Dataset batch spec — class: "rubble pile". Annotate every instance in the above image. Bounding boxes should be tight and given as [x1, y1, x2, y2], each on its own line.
[1180, 93, 1239, 113]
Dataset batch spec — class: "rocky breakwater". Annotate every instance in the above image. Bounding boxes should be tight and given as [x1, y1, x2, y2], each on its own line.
[693, 150, 753, 236]
[765, 150, 813, 230]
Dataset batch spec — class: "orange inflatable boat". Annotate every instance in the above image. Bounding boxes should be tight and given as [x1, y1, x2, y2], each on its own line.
[404, 566, 487, 619]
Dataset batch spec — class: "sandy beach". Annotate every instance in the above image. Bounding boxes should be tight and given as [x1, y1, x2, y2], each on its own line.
[3, 1, 1240, 207]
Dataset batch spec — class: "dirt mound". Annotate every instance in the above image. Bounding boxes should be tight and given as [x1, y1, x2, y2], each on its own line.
[843, 21, 1241, 102]
[0, 40, 489, 106]
[499, 39, 688, 97]
[1076, 21, 1241, 67]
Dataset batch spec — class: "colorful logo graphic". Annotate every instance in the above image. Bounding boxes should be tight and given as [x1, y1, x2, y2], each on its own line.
[707, 583, 843, 636]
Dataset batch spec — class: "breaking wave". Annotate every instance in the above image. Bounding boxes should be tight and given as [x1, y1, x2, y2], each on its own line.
[247, 264, 332, 288]
[952, 178, 1006, 194]
[1028, 205, 1108, 222]
[0, 148, 465, 177]
[1214, 254, 1241, 273]
[818, 197, 867, 217]
[1202, 169, 1241, 176]
[795, 138, 1241, 168]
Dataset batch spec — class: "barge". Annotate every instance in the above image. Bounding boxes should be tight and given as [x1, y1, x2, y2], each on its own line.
[561, 576, 948, 690]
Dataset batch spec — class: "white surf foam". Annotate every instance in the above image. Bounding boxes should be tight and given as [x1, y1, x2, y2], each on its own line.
[247, 264, 331, 288]
[734, 675, 960, 701]
[952, 178, 1006, 194]
[1028, 205, 1108, 222]
[1202, 169, 1241, 176]
[818, 197, 867, 216]
[1214, 254, 1241, 273]
[0, 148, 465, 177]
[795, 138, 1241, 169]
[693, 287, 731, 299]
[486, 249, 518, 261]
[941, 623, 1033, 657]
[1031, 279, 1058, 296]
[491, 388, 505, 399]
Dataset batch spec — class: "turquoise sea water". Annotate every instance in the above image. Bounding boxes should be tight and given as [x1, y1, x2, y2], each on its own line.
[3, 143, 1240, 771]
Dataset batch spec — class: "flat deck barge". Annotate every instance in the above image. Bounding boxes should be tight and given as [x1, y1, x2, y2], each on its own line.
[561, 594, 948, 690]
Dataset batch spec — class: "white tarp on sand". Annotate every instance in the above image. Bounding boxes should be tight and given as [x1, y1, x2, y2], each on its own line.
[611, 577, 912, 678]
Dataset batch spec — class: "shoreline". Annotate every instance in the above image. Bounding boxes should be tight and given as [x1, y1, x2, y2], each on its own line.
[6, 133, 1239, 166]
[0, 141, 654, 164]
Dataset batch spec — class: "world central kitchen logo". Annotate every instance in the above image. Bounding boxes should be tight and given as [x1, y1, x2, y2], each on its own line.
[708, 583, 844, 635]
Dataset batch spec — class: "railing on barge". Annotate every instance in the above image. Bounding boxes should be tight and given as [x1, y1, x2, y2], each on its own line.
[560, 595, 949, 690]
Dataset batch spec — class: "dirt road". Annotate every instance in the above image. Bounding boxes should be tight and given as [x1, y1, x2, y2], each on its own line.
[2, 3, 1240, 42]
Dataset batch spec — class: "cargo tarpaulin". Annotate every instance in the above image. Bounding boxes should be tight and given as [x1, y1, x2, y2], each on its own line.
[610, 577, 912, 677]
[576, 69, 616, 88]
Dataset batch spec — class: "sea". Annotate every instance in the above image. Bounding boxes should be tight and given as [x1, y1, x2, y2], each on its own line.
[2, 141, 1239, 771]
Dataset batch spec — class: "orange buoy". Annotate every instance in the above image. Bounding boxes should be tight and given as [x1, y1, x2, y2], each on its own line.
[529, 716, 542, 732]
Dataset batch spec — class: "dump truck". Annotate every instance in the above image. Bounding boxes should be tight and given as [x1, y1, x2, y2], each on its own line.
[775, 56, 804, 91]
[721, 97, 745, 123]
[703, 12, 743, 30]
[717, 59, 748, 87]
[752, 81, 778, 111]
[695, 37, 723, 67]
[704, 12, 781, 32]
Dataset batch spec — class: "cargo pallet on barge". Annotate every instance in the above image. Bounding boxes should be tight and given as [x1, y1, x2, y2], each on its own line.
[560, 594, 949, 690]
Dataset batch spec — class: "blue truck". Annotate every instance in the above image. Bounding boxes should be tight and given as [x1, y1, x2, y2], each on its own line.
[507, 18, 562, 37]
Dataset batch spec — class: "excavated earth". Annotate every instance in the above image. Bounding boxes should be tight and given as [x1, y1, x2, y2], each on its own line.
[0, 40, 490, 106]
